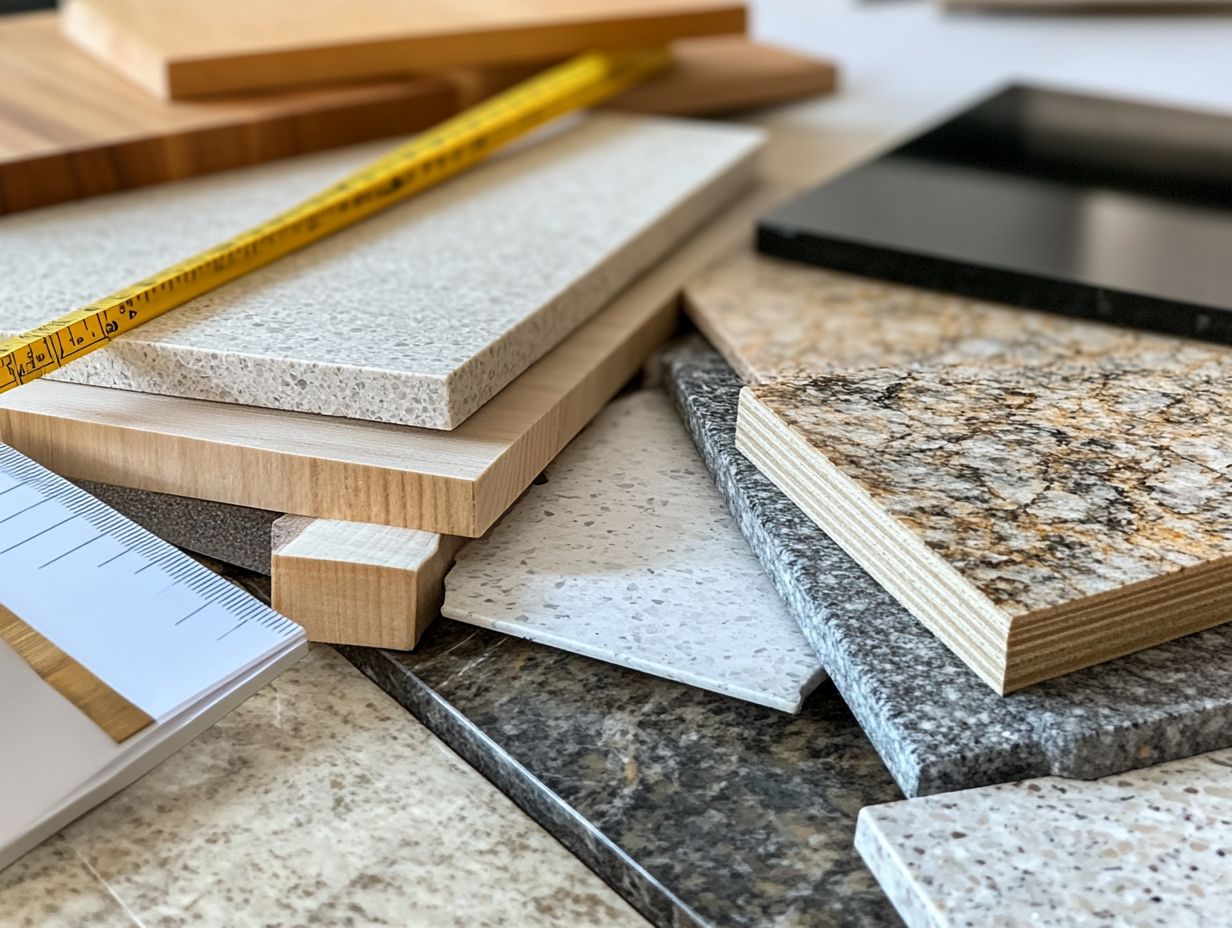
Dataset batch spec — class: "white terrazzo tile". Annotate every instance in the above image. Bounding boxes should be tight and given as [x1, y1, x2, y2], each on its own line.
[0, 115, 761, 430]
[443, 389, 826, 712]
[856, 749, 1232, 928]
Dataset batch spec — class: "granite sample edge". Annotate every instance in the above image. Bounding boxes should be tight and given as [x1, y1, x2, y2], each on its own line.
[337, 644, 707, 928]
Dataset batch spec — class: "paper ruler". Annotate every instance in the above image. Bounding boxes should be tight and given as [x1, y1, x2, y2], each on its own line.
[0, 47, 669, 396]
[0, 443, 303, 742]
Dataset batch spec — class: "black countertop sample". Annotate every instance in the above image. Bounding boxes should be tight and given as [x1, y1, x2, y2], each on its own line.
[339, 621, 903, 928]
[759, 84, 1232, 344]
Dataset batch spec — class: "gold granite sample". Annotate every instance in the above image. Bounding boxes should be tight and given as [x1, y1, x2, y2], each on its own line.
[739, 363, 1232, 692]
[685, 252, 1228, 382]
[0, 647, 648, 927]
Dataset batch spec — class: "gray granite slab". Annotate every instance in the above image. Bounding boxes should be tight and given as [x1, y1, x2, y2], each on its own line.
[341, 621, 903, 928]
[664, 336, 1232, 797]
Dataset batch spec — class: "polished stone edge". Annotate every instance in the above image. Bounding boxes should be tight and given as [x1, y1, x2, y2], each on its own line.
[337, 645, 706, 928]
[661, 336, 1232, 797]
[853, 813, 937, 928]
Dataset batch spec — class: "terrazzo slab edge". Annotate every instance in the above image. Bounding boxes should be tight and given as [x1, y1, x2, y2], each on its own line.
[663, 336, 1232, 797]
[854, 749, 1232, 928]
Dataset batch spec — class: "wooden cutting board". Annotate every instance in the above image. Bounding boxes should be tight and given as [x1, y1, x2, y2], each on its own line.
[62, 0, 746, 99]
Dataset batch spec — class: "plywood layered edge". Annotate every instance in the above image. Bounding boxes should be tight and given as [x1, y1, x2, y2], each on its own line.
[737, 388, 1232, 693]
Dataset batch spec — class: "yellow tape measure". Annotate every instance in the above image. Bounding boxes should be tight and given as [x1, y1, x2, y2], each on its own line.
[0, 47, 670, 396]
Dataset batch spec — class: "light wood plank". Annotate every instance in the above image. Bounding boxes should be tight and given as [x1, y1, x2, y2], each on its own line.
[0, 603, 153, 742]
[0, 17, 824, 216]
[0, 182, 785, 537]
[62, 0, 746, 99]
[271, 518, 464, 649]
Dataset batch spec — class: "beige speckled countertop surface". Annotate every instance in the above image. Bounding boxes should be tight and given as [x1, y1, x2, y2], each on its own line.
[0, 646, 648, 928]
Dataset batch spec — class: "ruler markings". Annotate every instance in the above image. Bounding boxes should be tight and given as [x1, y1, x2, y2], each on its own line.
[0, 445, 300, 721]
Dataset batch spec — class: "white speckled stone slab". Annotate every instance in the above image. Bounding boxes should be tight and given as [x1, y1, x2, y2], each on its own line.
[0, 114, 761, 430]
[443, 389, 825, 712]
[857, 749, 1232, 928]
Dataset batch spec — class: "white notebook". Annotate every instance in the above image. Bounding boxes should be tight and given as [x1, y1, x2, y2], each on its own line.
[0, 443, 307, 872]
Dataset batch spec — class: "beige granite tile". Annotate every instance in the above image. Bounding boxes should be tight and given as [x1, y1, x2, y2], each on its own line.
[0, 837, 135, 928]
[0, 647, 647, 928]
[684, 252, 1229, 383]
[740, 362, 1232, 690]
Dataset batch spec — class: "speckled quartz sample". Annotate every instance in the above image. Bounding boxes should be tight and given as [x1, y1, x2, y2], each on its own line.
[683, 253, 1226, 382]
[342, 620, 904, 928]
[0, 645, 649, 928]
[443, 388, 824, 712]
[857, 749, 1232, 928]
[665, 339, 1232, 796]
[740, 362, 1232, 690]
[0, 114, 761, 429]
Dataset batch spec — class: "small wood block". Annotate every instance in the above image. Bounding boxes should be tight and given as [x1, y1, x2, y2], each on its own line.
[0, 602, 153, 742]
[62, 0, 746, 99]
[271, 518, 464, 650]
[0, 13, 460, 215]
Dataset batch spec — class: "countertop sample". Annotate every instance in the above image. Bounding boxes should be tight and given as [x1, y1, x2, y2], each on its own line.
[342, 618, 904, 928]
[739, 362, 1232, 691]
[0, 114, 759, 429]
[857, 749, 1232, 928]
[0, 643, 648, 928]
[665, 338, 1232, 796]
[443, 388, 825, 712]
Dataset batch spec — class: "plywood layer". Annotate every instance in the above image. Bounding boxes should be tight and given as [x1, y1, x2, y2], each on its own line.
[62, 0, 746, 99]
[737, 363, 1232, 693]
[0, 181, 786, 536]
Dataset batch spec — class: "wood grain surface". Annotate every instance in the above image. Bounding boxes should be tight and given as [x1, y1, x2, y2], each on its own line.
[1, 14, 829, 215]
[272, 517, 463, 649]
[62, 0, 745, 98]
[0, 602, 154, 742]
[0, 13, 460, 214]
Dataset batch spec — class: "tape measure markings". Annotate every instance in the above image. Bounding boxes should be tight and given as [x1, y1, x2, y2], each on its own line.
[0, 48, 669, 396]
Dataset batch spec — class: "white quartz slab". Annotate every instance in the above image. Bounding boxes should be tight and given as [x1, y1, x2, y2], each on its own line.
[857, 749, 1232, 927]
[443, 389, 826, 712]
[0, 114, 760, 429]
